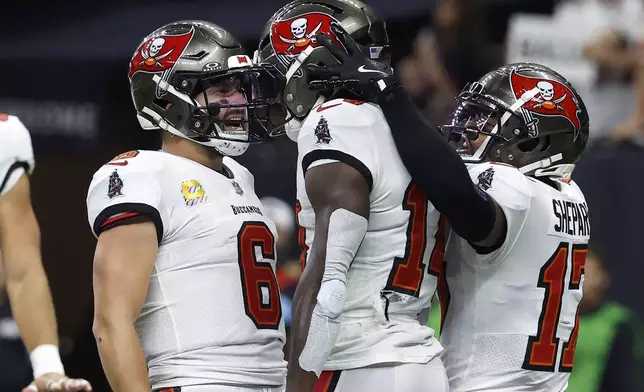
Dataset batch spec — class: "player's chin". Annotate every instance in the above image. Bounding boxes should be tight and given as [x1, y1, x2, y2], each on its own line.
[457, 146, 474, 156]
[221, 121, 248, 136]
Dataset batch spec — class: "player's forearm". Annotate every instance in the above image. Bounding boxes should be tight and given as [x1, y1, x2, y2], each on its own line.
[286, 278, 321, 392]
[379, 83, 496, 242]
[93, 319, 150, 392]
[6, 264, 58, 351]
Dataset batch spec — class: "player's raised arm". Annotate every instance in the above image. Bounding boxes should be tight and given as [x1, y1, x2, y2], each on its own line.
[92, 221, 158, 392]
[287, 162, 369, 392]
[375, 83, 506, 249]
[308, 26, 506, 250]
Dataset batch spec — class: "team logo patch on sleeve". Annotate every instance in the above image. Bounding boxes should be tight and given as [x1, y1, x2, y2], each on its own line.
[315, 116, 332, 144]
[477, 167, 494, 191]
[231, 180, 244, 196]
[181, 180, 209, 206]
[107, 170, 124, 199]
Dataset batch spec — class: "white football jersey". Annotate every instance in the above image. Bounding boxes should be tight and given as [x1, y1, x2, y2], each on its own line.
[0, 115, 35, 196]
[295, 99, 444, 371]
[86, 150, 286, 389]
[441, 162, 590, 392]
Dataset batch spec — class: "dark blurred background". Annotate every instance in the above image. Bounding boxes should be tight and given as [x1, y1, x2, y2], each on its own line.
[1, 0, 643, 391]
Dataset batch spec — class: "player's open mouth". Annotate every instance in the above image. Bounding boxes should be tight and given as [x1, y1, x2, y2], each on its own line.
[223, 116, 245, 131]
[457, 136, 474, 156]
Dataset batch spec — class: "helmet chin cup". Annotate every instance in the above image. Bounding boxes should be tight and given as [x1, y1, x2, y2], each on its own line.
[210, 139, 250, 157]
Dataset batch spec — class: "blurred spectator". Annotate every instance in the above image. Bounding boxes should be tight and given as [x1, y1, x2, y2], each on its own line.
[557, 0, 643, 139]
[554, 0, 642, 40]
[260, 196, 296, 259]
[260, 197, 301, 331]
[581, 27, 639, 139]
[610, 29, 644, 140]
[567, 250, 644, 392]
[398, 0, 502, 124]
[429, 0, 500, 90]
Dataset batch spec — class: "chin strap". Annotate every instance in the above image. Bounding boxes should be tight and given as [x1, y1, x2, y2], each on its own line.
[519, 154, 577, 181]
[519, 153, 565, 175]
[534, 163, 576, 179]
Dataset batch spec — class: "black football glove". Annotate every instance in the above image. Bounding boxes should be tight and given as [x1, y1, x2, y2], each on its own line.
[307, 23, 400, 104]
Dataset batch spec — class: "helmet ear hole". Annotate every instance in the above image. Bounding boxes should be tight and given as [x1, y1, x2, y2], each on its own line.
[540, 136, 551, 152]
[154, 98, 172, 111]
[517, 138, 539, 152]
[517, 135, 552, 153]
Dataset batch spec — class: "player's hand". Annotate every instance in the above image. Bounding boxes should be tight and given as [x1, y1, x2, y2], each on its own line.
[307, 23, 399, 103]
[22, 373, 92, 392]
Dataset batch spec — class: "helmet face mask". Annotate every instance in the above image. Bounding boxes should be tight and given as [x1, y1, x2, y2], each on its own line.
[441, 86, 527, 163]
[129, 20, 285, 156]
[173, 65, 287, 145]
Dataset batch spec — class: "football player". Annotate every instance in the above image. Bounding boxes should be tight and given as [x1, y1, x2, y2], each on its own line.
[0, 115, 92, 392]
[256, 1, 448, 391]
[308, 26, 591, 392]
[87, 21, 287, 392]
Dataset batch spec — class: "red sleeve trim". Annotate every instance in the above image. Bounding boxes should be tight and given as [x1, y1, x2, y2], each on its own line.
[100, 212, 141, 228]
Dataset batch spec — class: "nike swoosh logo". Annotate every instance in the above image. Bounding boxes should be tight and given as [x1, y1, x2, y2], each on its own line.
[106, 161, 128, 166]
[357, 65, 389, 76]
[316, 102, 342, 112]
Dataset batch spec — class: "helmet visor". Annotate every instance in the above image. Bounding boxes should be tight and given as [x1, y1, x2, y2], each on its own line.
[439, 99, 500, 159]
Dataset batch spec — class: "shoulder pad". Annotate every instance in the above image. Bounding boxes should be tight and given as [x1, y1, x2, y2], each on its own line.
[95, 150, 162, 176]
[0, 115, 35, 185]
[307, 98, 376, 129]
[0, 115, 31, 144]
[468, 162, 533, 211]
[110, 150, 140, 162]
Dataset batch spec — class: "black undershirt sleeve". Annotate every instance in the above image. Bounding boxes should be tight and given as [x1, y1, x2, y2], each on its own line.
[379, 84, 497, 243]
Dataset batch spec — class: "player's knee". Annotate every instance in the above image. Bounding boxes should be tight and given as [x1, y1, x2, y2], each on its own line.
[316, 279, 346, 319]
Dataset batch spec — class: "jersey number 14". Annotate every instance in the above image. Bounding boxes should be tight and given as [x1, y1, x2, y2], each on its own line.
[383, 183, 450, 327]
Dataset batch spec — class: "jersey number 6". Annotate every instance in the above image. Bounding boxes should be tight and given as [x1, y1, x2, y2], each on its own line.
[523, 242, 587, 372]
[237, 222, 282, 330]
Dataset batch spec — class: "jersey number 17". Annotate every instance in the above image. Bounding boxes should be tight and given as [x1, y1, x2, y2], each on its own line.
[523, 242, 587, 372]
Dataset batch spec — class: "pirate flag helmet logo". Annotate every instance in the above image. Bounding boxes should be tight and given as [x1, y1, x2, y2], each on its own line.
[509, 69, 583, 140]
[128, 29, 194, 79]
[270, 12, 343, 63]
